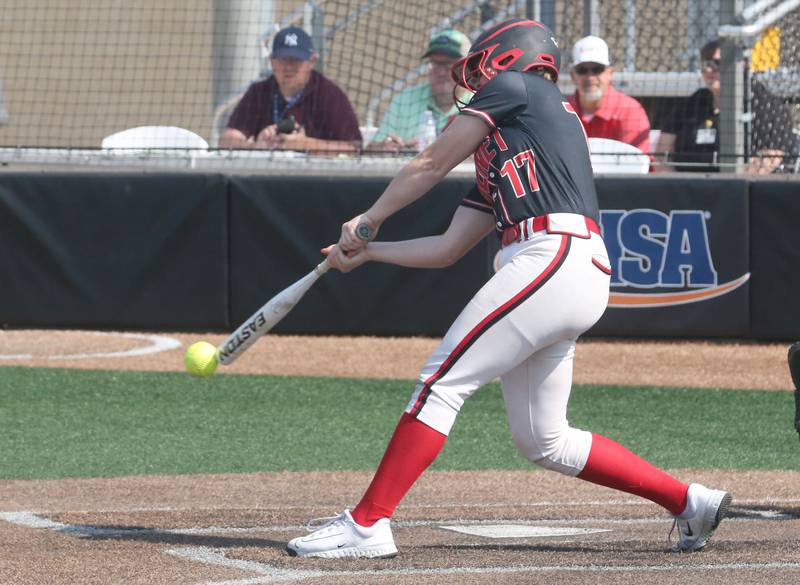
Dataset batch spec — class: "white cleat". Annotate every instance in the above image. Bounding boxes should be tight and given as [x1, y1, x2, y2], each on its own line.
[286, 509, 398, 559]
[671, 483, 732, 552]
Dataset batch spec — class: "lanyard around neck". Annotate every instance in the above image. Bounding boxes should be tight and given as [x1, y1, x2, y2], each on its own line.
[273, 90, 304, 123]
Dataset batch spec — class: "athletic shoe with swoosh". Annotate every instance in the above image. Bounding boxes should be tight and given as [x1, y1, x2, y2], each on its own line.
[670, 483, 732, 552]
[286, 509, 398, 559]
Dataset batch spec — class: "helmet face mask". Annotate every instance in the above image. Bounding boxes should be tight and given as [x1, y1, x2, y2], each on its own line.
[451, 51, 494, 92]
[450, 18, 561, 93]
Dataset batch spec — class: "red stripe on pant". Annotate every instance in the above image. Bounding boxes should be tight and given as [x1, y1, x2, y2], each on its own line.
[410, 235, 570, 417]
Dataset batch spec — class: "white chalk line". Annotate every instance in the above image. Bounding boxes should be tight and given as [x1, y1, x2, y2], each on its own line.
[0, 331, 181, 360]
[440, 524, 612, 538]
[0, 511, 197, 538]
[165, 546, 800, 585]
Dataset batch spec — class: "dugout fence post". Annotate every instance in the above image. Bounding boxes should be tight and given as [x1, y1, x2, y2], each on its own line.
[583, 0, 601, 36]
[718, 0, 747, 173]
[535, 1, 557, 31]
[307, 1, 326, 72]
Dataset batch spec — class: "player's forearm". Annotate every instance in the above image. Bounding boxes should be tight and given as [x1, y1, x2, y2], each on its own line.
[365, 236, 461, 268]
[363, 207, 494, 269]
[366, 154, 448, 224]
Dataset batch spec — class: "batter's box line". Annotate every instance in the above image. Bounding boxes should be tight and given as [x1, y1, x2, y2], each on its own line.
[166, 546, 800, 585]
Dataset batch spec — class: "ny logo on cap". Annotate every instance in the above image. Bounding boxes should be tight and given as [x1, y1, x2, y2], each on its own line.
[284, 33, 299, 46]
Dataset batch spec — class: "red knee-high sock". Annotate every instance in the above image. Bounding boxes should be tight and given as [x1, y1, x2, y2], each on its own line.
[351, 413, 447, 527]
[577, 433, 689, 515]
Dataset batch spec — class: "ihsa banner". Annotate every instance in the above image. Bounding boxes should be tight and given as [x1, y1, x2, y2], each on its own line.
[591, 177, 749, 337]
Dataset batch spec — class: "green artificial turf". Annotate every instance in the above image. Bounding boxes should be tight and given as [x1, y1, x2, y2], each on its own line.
[0, 366, 796, 480]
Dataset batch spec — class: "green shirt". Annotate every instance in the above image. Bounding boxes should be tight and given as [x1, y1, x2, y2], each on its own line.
[372, 83, 462, 143]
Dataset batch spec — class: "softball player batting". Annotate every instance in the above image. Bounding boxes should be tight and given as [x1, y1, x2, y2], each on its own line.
[288, 18, 731, 559]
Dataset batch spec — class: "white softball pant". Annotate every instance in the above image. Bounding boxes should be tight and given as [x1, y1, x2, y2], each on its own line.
[406, 214, 611, 476]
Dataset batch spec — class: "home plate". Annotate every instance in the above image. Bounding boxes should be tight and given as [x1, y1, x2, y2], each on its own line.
[440, 524, 611, 539]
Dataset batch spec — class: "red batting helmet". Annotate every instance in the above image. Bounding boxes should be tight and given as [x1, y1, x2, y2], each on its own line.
[451, 18, 561, 91]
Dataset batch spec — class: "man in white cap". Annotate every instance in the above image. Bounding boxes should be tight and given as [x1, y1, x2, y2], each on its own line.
[567, 35, 650, 154]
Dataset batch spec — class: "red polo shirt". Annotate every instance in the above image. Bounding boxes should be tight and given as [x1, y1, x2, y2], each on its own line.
[567, 86, 650, 153]
[227, 70, 362, 142]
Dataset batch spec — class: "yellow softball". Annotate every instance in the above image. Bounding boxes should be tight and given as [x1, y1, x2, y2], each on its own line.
[184, 341, 219, 378]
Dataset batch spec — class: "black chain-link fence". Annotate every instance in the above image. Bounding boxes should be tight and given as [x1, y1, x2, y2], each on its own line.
[0, 0, 796, 171]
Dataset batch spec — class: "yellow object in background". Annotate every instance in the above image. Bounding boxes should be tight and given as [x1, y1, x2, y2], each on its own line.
[751, 27, 780, 72]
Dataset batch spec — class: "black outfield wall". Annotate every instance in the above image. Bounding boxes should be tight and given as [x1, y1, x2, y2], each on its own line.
[0, 172, 797, 339]
[0, 172, 228, 329]
[228, 176, 493, 336]
[749, 179, 800, 339]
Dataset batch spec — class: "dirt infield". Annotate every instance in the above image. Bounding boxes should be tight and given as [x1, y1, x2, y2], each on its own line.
[1, 330, 798, 584]
[0, 330, 795, 389]
[2, 470, 799, 585]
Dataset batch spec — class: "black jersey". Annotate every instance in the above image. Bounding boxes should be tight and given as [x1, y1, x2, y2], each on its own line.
[459, 71, 599, 227]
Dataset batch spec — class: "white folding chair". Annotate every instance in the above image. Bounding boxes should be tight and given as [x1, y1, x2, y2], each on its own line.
[101, 126, 209, 149]
[588, 137, 650, 175]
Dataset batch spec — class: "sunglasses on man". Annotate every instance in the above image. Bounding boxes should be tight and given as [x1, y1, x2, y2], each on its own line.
[573, 63, 606, 76]
[702, 59, 721, 72]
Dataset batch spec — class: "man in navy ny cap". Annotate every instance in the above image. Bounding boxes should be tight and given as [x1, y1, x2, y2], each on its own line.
[220, 26, 362, 152]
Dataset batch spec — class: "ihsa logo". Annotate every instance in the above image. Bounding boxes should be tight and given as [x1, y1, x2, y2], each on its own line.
[600, 209, 749, 308]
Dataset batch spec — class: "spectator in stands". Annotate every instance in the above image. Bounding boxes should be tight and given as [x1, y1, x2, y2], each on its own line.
[368, 30, 471, 152]
[219, 26, 362, 152]
[567, 36, 651, 153]
[656, 38, 795, 174]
